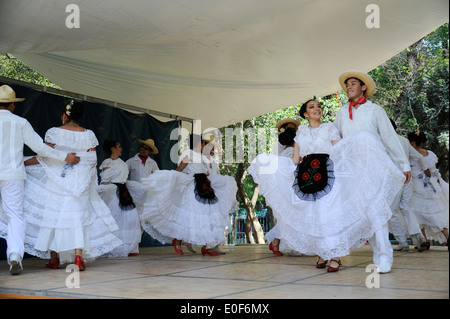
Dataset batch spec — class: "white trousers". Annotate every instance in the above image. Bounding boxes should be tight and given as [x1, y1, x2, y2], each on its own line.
[389, 182, 421, 242]
[368, 223, 393, 266]
[0, 180, 25, 265]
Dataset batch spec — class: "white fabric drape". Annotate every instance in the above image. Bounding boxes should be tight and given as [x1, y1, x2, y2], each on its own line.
[0, 0, 448, 128]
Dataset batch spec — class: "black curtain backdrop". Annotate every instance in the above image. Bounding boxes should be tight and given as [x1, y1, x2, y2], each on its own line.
[3, 82, 180, 170]
[1, 82, 180, 255]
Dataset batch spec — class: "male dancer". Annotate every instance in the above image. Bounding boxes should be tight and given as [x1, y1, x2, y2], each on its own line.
[0, 85, 80, 275]
[334, 72, 411, 273]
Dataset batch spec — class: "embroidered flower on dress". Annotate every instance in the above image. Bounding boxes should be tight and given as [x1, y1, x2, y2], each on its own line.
[61, 163, 74, 178]
[310, 159, 321, 169]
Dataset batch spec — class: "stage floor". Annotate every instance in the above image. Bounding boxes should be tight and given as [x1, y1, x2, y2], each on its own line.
[0, 244, 448, 299]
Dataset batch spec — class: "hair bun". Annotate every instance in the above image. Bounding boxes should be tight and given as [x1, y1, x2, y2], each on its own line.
[64, 101, 84, 122]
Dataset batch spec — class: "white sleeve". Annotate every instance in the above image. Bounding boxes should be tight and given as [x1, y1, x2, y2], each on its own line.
[375, 108, 410, 172]
[328, 123, 342, 141]
[99, 159, 114, 183]
[22, 122, 67, 162]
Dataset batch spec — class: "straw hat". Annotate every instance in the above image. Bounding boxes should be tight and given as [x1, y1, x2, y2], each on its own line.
[0, 85, 25, 103]
[138, 139, 159, 154]
[202, 133, 221, 149]
[275, 118, 300, 131]
[339, 71, 376, 98]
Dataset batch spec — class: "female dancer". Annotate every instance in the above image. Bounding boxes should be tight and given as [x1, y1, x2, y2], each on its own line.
[2, 102, 122, 270]
[249, 99, 405, 272]
[407, 130, 449, 248]
[140, 134, 237, 256]
[98, 140, 144, 257]
[265, 122, 298, 256]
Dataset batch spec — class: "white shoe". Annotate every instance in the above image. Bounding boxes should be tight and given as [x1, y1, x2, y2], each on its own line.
[393, 242, 409, 251]
[377, 261, 392, 274]
[9, 252, 23, 276]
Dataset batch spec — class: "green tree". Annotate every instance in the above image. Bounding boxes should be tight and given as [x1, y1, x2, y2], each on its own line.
[369, 23, 449, 181]
[0, 54, 60, 88]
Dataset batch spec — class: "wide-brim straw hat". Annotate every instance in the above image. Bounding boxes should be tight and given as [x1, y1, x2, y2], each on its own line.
[275, 118, 300, 131]
[339, 71, 376, 98]
[0, 84, 25, 103]
[202, 133, 221, 149]
[138, 139, 159, 154]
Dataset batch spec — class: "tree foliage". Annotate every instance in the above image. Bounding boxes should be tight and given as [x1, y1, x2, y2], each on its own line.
[0, 54, 60, 88]
[369, 23, 449, 180]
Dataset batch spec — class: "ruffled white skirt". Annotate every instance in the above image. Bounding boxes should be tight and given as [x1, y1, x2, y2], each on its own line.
[97, 181, 146, 257]
[0, 164, 122, 264]
[249, 131, 405, 260]
[410, 173, 449, 243]
[140, 170, 238, 248]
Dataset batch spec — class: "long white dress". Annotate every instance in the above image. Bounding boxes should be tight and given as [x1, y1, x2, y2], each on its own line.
[264, 146, 293, 245]
[0, 128, 122, 264]
[249, 123, 405, 260]
[410, 150, 449, 243]
[98, 157, 145, 257]
[139, 149, 238, 249]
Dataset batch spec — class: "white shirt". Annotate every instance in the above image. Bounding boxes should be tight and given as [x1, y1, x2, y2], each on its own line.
[0, 109, 67, 180]
[334, 100, 410, 172]
[126, 153, 159, 182]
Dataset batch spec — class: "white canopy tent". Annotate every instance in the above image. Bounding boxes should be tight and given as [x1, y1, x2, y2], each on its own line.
[0, 0, 448, 129]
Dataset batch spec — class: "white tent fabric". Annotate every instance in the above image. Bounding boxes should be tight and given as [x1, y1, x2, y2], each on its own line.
[0, 0, 448, 129]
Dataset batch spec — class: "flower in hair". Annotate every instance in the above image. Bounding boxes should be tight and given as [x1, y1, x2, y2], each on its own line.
[415, 129, 420, 136]
[279, 128, 285, 133]
[66, 104, 72, 116]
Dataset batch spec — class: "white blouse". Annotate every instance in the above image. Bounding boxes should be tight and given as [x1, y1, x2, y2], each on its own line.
[178, 149, 208, 175]
[99, 158, 129, 184]
[294, 123, 341, 157]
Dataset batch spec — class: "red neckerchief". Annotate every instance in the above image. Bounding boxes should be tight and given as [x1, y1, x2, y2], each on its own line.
[348, 96, 367, 120]
[138, 155, 148, 165]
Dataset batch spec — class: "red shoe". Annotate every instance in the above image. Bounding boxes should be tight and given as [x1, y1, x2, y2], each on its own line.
[45, 258, 60, 269]
[74, 255, 86, 271]
[172, 239, 184, 255]
[316, 257, 327, 269]
[269, 242, 283, 256]
[327, 259, 342, 272]
[128, 253, 139, 256]
[201, 247, 220, 256]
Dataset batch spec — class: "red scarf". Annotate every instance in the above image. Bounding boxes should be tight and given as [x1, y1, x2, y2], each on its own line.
[138, 155, 148, 165]
[348, 96, 367, 120]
